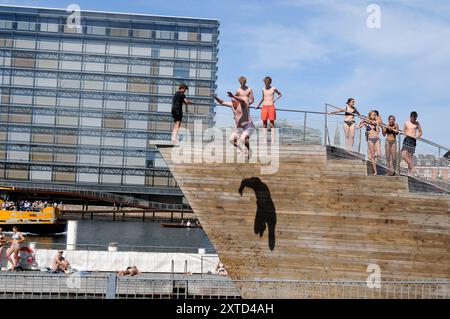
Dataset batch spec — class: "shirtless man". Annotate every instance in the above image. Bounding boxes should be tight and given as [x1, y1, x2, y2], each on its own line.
[211, 92, 254, 158]
[401, 111, 423, 175]
[235, 76, 254, 107]
[256, 76, 282, 143]
[52, 250, 70, 274]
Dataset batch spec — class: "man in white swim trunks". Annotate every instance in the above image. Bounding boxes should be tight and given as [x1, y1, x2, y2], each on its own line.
[211, 92, 254, 158]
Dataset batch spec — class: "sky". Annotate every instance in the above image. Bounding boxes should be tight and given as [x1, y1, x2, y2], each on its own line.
[2, 0, 450, 146]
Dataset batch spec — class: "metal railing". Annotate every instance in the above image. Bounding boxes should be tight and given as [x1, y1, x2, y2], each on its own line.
[0, 180, 192, 210]
[324, 103, 450, 193]
[0, 272, 448, 299]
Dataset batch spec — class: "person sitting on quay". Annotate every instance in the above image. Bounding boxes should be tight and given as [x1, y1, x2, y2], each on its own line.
[51, 250, 70, 274]
[118, 265, 140, 276]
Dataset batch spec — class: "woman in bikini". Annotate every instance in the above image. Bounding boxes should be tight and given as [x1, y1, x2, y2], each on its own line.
[382, 115, 399, 176]
[6, 226, 25, 271]
[329, 98, 361, 151]
[358, 111, 381, 175]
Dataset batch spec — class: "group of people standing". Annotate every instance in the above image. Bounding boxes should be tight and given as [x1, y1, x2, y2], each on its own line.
[171, 76, 282, 158]
[330, 99, 423, 176]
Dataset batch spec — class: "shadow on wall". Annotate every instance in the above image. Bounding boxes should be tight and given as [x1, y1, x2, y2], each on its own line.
[238, 177, 276, 251]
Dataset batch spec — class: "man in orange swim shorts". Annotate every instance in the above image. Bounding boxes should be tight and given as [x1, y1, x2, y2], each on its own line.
[256, 76, 282, 143]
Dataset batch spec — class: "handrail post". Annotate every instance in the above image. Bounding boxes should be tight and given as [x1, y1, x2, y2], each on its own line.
[324, 104, 328, 146]
[303, 113, 307, 144]
[397, 135, 402, 176]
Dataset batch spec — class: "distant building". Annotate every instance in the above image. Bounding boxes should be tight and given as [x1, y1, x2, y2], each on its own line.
[0, 5, 219, 204]
[252, 120, 322, 145]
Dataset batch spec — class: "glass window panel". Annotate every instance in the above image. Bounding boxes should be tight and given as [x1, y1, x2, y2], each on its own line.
[157, 103, 171, 112]
[13, 76, 34, 86]
[128, 101, 148, 111]
[31, 152, 53, 161]
[54, 172, 76, 182]
[159, 66, 173, 76]
[101, 174, 122, 183]
[40, 23, 59, 32]
[104, 118, 124, 128]
[61, 41, 82, 52]
[155, 30, 173, 40]
[132, 29, 151, 38]
[34, 114, 55, 124]
[77, 173, 99, 183]
[82, 81, 104, 91]
[178, 32, 188, 41]
[36, 77, 57, 87]
[84, 42, 106, 54]
[160, 48, 174, 58]
[199, 49, 213, 60]
[110, 28, 129, 37]
[102, 155, 123, 165]
[35, 96, 56, 106]
[60, 79, 81, 89]
[79, 154, 100, 164]
[153, 176, 168, 186]
[82, 98, 103, 108]
[12, 95, 33, 105]
[158, 85, 173, 94]
[59, 98, 79, 107]
[130, 64, 150, 75]
[128, 83, 150, 93]
[124, 175, 145, 185]
[86, 26, 106, 35]
[199, 69, 212, 78]
[174, 68, 189, 78]
[0, 20, 13, 29]
[56, 135, 77, 144]
[105, 100, 125, 110]
[84, 62, 105, 72]
[32, 133, 54, 143]
[126, 138, 146, 148]
[108, 44, 129, 55]
[127, 120, 148, 130]
[37, 59, 59, 69]
[125, 157, 145, 167]
[107, 63, 128, 73]
[57, 116, 78, 126]
[102, 137, 124, 147]
[61, 60, 82, 70]
[106, 81, 127, 92]
[200, 33, 213, 42]
[30, 170, 52, 181]
[63, 25, 82, 34]
[154, 157, 167, 168]
[176, 49, 190, 59]
[8, 151, 29, 161]
[14, 58, 34, 68]
[15, 39, 36, 49]
[11, 114, 32, 123]
[197, 87, 211, 97]
[81, 117, 101, 127]
[56, 154, 76, 163]
[6, 169, 28, 179]
[131, 46, 151, 56]
[80, 136, 101, 145]
[38, 41, 59, 50]
[189, 68, 197, 78]
[188, 32, 198, 41]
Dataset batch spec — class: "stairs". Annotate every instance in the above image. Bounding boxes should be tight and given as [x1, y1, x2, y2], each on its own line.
[158, 143, 450, 298]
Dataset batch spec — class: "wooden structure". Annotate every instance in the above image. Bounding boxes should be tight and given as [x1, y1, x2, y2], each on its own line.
[158, 144, 450, 298]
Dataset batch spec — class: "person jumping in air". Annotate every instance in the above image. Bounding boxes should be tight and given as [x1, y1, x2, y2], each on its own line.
[171, 84, 193, 144]
[401, 111, 423, 176]
[211, 92, 254, 158]
[256, 76, 282, 143]
[382, 115, 400, 176]
[235, 76, 254, 107]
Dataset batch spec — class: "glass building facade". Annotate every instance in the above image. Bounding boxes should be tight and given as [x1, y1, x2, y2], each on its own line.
[0, 5, 219, 202]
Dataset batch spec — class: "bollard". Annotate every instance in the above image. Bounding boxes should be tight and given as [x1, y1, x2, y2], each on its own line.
[66, 220, 78, 251]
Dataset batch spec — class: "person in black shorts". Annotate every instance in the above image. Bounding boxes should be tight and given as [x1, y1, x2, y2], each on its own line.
[401, 111, 423, 175]
[171, 84, 192, 143]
